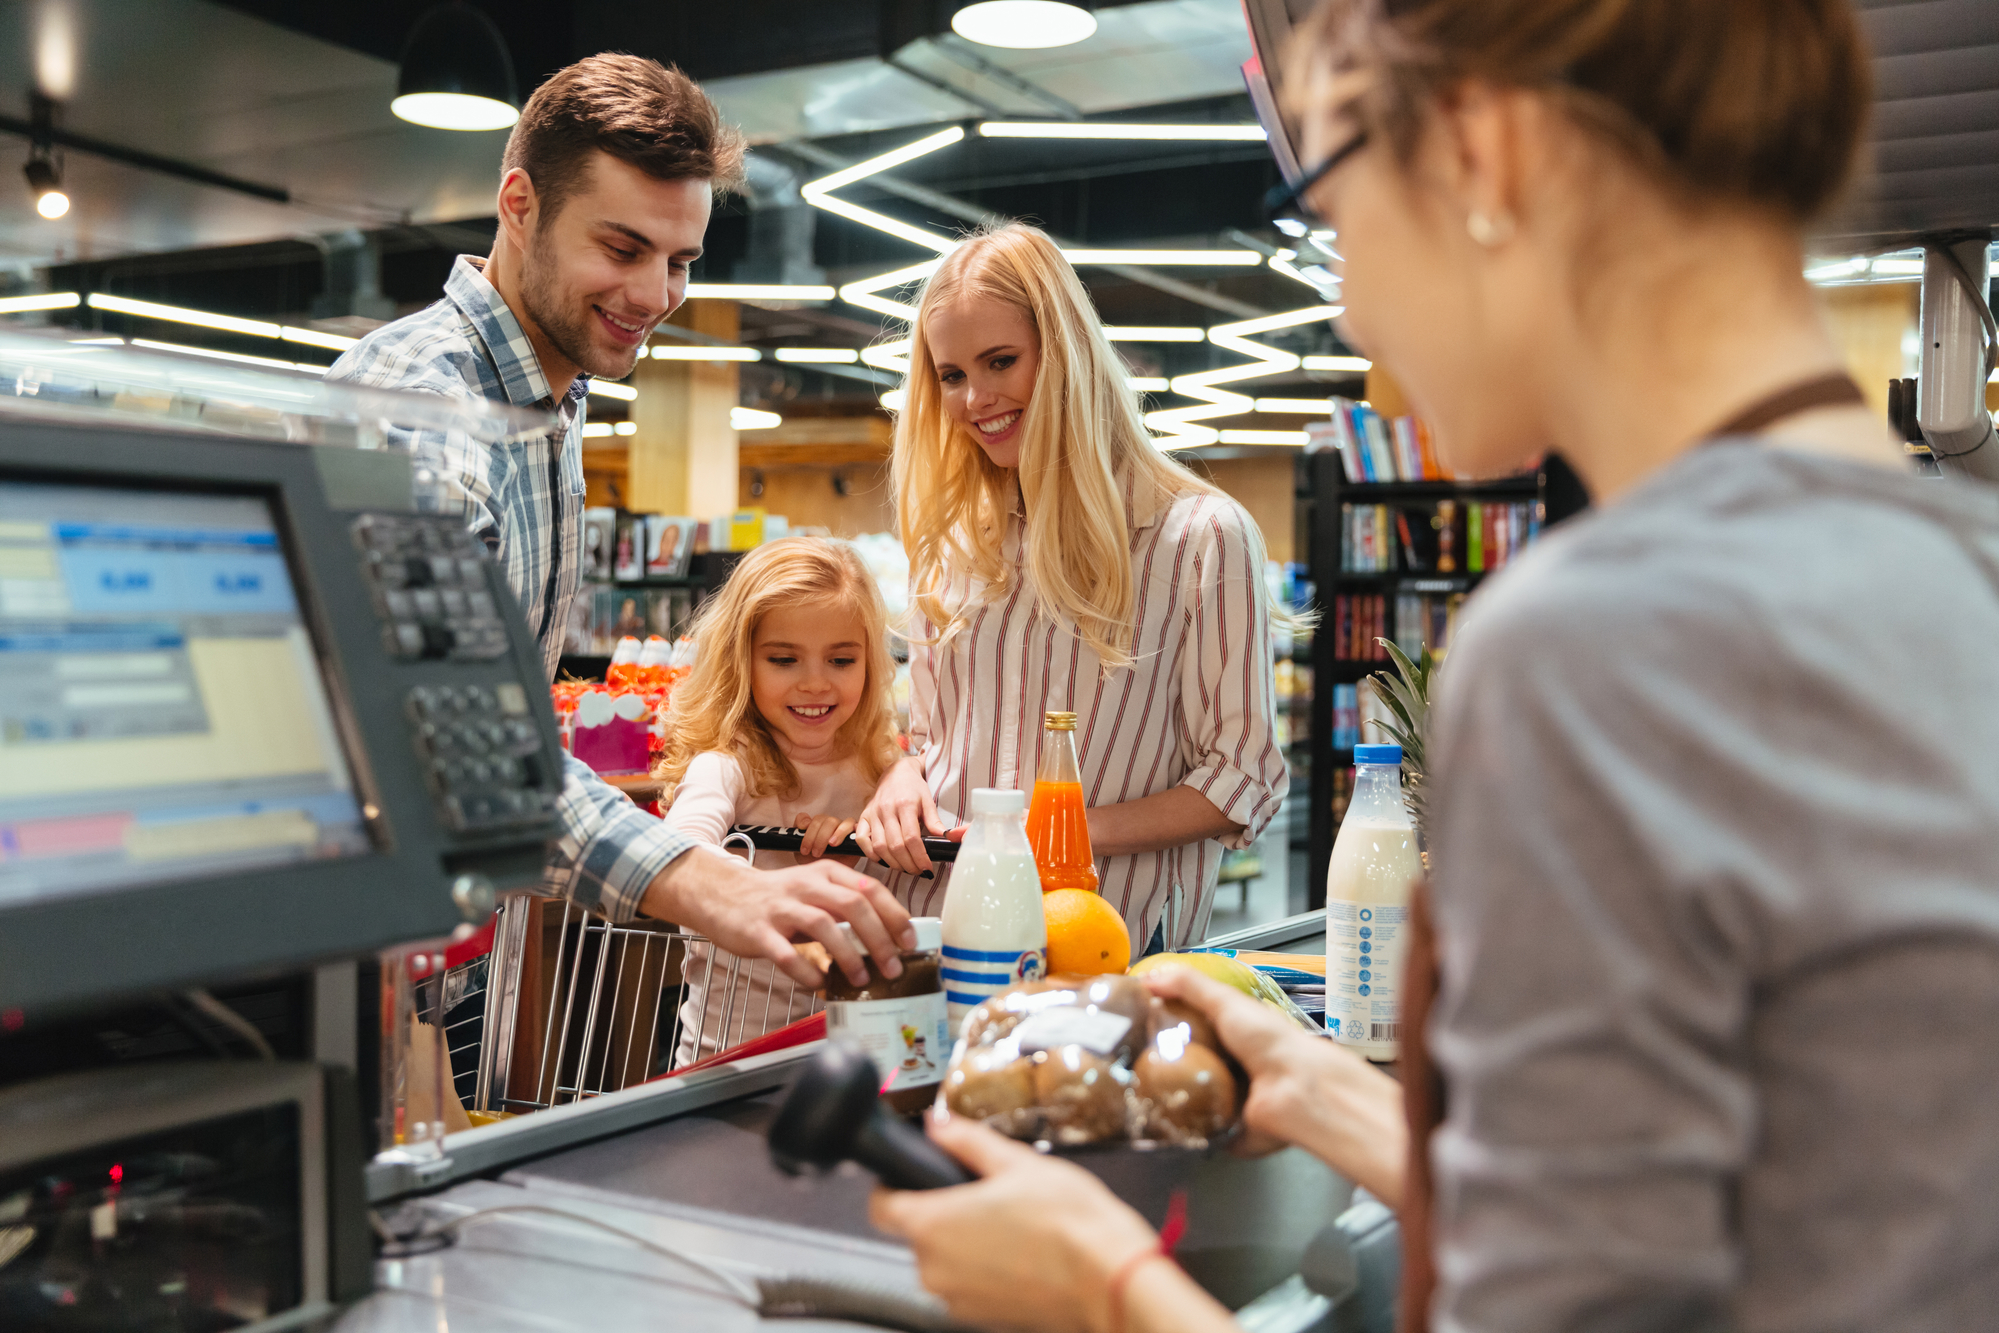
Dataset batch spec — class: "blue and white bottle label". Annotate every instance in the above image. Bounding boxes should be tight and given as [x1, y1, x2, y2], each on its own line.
[942, 943, 1047, 1026]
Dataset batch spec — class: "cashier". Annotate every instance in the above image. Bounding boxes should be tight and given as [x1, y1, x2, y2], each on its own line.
[877, 0, 1999, 1328]
[856, 224, 1291, 952]
[329, 54, 910, 990]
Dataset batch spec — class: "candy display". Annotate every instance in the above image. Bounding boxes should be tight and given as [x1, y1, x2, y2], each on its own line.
[551, 634, 693, 773]
[938, 974, 1241, 1149]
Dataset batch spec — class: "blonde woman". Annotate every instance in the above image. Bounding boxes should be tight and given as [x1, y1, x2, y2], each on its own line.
[856, 223, 1288, 953]
[655, 537, 906, 1065]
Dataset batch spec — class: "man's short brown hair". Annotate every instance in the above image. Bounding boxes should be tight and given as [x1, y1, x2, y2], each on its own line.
[502, 53, 746, 222]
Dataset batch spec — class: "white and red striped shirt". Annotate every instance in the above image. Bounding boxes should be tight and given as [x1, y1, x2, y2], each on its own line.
[896, 483, 1288, 950]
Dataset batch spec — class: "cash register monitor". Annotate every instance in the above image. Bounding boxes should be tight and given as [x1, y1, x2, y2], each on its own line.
[0, 414, 564, 1016]
[0, 478, 371, 910]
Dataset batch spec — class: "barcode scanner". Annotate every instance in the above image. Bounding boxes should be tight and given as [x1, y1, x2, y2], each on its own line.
[768, 1041, 973, 1191]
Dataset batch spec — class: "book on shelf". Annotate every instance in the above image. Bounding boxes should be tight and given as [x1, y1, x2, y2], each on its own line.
[1331, 592, 1468, 662]
[1306, 399, 1455, 483]
[1341, 499, 1539, 574]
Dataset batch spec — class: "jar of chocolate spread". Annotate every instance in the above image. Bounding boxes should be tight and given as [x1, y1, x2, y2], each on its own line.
[823, 917, 948, 1116]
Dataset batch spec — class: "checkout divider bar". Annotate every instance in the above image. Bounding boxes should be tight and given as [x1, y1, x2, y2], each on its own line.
[368, 1041, 821, 1204]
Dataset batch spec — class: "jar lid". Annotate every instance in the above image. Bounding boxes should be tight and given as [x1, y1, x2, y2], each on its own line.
[970, 787, 1026, 815]
[910, 916, 942, 951]
[1044, 710, 1077, 730]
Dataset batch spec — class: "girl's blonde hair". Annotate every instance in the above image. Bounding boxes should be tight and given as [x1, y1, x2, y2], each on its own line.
[894, 222, 1227, 668]
[653, 536, 901, 804]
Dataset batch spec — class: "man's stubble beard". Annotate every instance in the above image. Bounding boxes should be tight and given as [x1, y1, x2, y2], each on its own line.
[519, 224, 642, 382]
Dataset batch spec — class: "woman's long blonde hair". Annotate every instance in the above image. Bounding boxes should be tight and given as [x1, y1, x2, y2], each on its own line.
[653, 537, 901, 804]
[894, 223, 1227, 668]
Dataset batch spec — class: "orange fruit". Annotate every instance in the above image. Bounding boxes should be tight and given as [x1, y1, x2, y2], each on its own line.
[1043, 889, 1132, 976]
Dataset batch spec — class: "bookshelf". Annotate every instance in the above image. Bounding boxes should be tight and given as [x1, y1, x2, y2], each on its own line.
[1297, 450, 1588, 908]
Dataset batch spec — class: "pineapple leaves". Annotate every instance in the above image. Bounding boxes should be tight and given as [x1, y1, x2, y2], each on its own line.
[1366, 638, 1438, 845]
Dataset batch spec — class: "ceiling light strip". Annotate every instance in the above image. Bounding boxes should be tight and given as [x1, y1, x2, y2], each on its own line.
[773, 348, 861, 364]
[1103, 326, 1206, 342]
[686, 283, 836, 301]
[1218, 430, 1310, 445]
[1062, 250, 1263, 267]
[644, 345, 761, 362]
[129, 338, 323, 375]
[588, 382, 638, 400]
[978, 122, 1266, 142]
[81, 293, 361, 352]
[838, 259, 945, 322]
[0, 291, 81, 314]
[1144, 305, 1343, 447]
[1303, 355, 1371, 372]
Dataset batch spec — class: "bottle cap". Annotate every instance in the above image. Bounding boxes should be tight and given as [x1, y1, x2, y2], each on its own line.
[969, 787, 1026, 815]
[1044, 711, 1077, 731]
[1353, 744, 1403, 766]
[910, 917, 943, 951]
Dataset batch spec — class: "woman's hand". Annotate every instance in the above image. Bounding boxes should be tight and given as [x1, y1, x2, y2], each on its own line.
[855, 754, 945, 875]
[872, 1116, 1231, 1333]
[793, 812, 859, 861]
[1143, 968, 1408, 1208]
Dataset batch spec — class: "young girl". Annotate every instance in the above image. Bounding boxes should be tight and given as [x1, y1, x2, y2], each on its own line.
[654, 536, 903, 1066]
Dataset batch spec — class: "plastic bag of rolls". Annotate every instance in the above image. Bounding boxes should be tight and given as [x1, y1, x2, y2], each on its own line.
[936, 974, 1240, 1149]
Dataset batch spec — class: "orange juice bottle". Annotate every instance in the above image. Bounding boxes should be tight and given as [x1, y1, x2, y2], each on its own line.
[1027, 711, 1098, 893]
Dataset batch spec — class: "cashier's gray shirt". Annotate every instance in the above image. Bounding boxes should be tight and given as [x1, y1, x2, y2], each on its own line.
[1424, 443, 1999, 1333]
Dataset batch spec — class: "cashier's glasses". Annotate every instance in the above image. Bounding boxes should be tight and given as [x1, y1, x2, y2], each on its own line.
[1263, 128, 1370, 231]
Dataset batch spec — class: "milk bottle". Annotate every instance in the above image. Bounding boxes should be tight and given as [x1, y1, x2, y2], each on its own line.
[1326, 744, 1423, 1061]
[940, 788, 1048, 1030]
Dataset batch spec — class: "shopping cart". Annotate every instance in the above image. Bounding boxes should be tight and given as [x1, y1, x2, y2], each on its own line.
[465, 826, 956, 1117]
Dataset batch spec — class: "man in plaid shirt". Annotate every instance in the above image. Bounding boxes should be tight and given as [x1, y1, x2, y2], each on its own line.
[330, 54, 909, 991]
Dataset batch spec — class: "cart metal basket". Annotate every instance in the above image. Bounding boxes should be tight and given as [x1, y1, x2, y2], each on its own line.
[468, 894, 823, 1116]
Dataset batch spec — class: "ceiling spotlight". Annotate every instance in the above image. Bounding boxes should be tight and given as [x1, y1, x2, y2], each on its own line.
[24, 157, 67, 219]
[392, 3, 519, 131]
[951, 1, 1097, 49]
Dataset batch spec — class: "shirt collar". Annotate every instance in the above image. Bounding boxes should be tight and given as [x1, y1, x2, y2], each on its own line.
[445, 255, 591, 411]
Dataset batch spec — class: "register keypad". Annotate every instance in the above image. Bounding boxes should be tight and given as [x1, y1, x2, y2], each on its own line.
[406, 684, 556, 832]
[350, 514, 510, 662]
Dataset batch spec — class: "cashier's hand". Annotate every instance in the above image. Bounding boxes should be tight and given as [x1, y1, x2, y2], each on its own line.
[855, 754, 947, 876]
[871, 1116, 1165, 1333]
[642, 846, 913, 991]
[1143, 968, 1408, 1209]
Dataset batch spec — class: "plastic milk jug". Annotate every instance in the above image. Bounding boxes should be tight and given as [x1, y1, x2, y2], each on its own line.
[941, 788, 1048, 1030]
[1326, 744, 1423, 1060]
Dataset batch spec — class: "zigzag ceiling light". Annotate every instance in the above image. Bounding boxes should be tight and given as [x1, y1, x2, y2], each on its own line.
[803, 123, 1339, 443]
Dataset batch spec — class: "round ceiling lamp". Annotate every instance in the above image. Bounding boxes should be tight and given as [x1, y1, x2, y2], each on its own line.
[951, 1, 1098, 49]
[392, 2, 520, 131]
[24, 157, 67, 219]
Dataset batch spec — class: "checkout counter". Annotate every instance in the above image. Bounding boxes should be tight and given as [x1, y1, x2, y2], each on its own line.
[0, 332, 1389, 1333]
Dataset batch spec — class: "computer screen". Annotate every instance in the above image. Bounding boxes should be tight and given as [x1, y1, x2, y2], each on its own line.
[0, 479, 369, 908]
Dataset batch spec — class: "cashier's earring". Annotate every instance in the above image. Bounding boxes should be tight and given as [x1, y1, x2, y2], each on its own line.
[1466, 209, 1516, 248]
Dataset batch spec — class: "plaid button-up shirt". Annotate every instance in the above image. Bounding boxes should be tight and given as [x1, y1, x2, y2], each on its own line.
[329, 255, 695, 921]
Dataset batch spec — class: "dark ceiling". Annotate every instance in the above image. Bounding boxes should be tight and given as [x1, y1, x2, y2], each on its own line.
[213, 1, 1157, 95]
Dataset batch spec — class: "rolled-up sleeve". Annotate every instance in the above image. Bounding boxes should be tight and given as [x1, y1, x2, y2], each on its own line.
[1177, 499, 1288, 849]
[541, 750, 699, 923]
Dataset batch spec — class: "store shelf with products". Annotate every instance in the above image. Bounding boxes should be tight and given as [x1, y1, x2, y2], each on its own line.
[1296, 447, 1588, 908]
[557, 549, 745, 680]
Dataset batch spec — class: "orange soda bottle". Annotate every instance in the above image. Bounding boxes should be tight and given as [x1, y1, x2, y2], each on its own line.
[605, 636, 641, 690]
[1027, 710, 1099, 893]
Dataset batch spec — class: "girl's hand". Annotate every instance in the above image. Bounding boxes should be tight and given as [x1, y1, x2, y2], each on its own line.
[870, 1116, 1162, 1333]
[855, 754, 945, 875]
[1141, 967, 1408, 1207]
[795, 813, 859, 862]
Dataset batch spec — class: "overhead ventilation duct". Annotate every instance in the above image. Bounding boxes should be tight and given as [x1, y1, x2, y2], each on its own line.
[731, 154, 827, 292]
[308, 230, 397, 331]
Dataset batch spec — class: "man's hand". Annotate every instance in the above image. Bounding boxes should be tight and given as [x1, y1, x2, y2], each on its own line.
[641, 846, 914, 990]
[855, 754, 946, 875]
